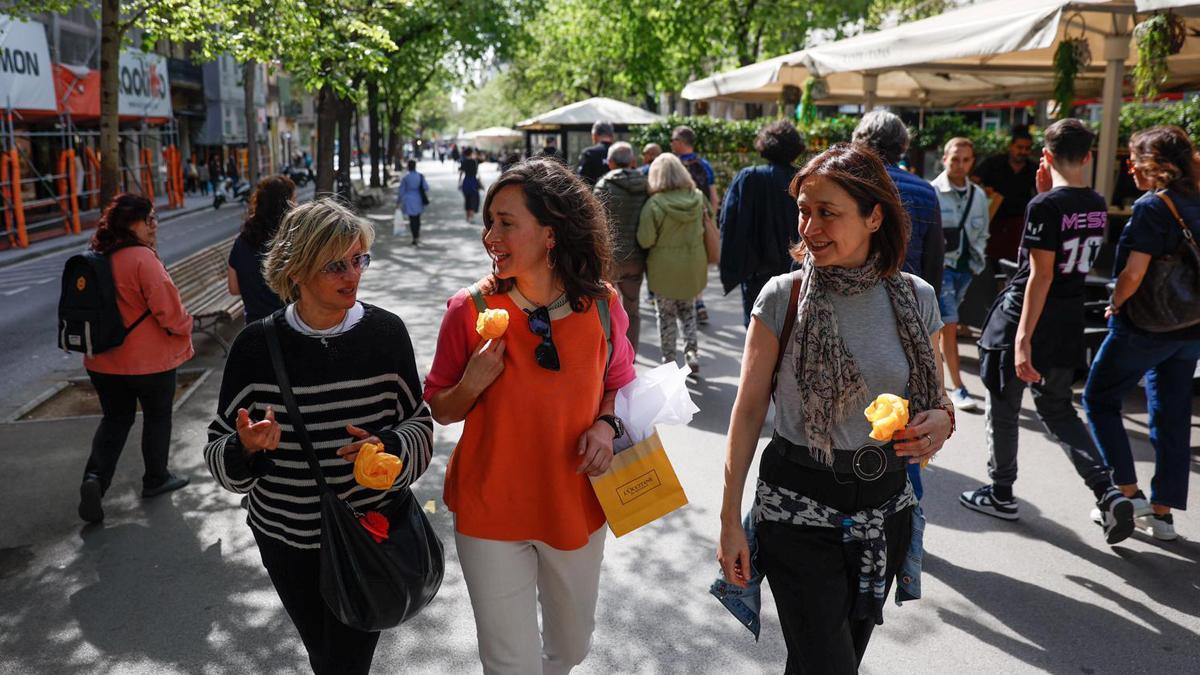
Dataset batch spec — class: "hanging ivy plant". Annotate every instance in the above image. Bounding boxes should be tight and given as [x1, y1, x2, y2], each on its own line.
[797, 77, 818, 127]
[1134, 13, 1176, 100]
[1053, 37, 1090, 118]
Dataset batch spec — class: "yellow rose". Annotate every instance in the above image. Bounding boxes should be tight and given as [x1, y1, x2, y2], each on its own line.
[863, 394, 910, 442]
[354, 442, 403, 490]
[476, 308, 510, 340]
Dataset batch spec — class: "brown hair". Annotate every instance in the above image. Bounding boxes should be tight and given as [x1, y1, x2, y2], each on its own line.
[241, 175, 296, 249]
[788, 143, 910, 277]
[1129, 125, 1200, 195]
[90, 193, 153, 255]
[479, 158, 612, 311]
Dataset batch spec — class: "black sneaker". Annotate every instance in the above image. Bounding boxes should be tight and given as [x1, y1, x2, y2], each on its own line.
[1095, 487, 1135, 545]
[78, 477, 104, 523]
[959, 484, 1019, 521]
[142, 473, 190, 498]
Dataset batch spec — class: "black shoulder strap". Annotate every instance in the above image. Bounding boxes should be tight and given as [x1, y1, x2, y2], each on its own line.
[956, 184, 977, 231]
[467, 284, 488, 313]
[264, 313, 331, 494]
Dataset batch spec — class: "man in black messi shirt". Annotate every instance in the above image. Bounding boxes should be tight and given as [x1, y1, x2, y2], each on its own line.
[960, 119, 1134, 545]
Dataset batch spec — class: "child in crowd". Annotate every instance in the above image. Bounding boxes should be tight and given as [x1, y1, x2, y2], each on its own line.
[961, 119, 1135, 545]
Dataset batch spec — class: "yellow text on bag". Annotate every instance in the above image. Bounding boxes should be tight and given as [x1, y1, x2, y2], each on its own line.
[590, 429, 688, 537]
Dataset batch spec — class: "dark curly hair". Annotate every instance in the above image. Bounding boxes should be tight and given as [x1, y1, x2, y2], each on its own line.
[241, 175, 296, 249]
[1129, 125, 1200, 196]
[789, 143, 911, 277]
[755, 120, 806, 165]
[479, 158, 612, 311]
[90, 193, 153, 255]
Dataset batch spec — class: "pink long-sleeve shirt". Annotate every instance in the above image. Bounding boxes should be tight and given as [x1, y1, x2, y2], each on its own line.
[83, 245, 194, 375]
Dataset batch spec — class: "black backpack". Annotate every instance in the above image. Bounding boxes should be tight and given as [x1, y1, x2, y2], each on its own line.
[58, 251, 150, 356]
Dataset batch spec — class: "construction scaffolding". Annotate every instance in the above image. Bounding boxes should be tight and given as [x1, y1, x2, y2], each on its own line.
[0, 112, 185, 250]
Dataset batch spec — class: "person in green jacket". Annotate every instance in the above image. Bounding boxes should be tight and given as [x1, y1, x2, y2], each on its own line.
[638, 152, 708, 376]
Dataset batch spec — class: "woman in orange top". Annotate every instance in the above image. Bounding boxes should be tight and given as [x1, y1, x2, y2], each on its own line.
[425, 159, 636, 674]
[77, 194, 194, 523]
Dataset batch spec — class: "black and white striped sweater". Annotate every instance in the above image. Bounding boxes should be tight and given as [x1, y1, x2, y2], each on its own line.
[204, 303, 433, 549]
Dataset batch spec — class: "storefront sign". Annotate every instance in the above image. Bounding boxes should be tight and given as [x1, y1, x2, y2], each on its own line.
[0, 17, 57, 112]
[118, 49, 172, 118]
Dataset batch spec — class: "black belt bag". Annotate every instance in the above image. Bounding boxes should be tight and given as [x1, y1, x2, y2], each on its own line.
[770, 433, 907, 481]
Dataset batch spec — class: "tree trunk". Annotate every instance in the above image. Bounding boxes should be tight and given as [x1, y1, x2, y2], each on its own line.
[367, 81, 381, 187]
[336, 93, 353, 202]
[386, 104, 401, 174]
[98, 0, 123, 207]
[243, 60, 258, 185]
[355, 104, 364, 182]
[315, 84, 337, 195]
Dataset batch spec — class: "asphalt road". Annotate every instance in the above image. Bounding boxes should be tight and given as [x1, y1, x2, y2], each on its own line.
[0, 160, 1196, 675]
[0, 192, 308, 421]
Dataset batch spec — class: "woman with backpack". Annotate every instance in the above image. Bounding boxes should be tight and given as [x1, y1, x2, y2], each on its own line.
[425, 159, 636, 674]
[395, 159, 430, 246]
[76, 193, 194, 523]
[227, 175, 295, 324]
[1083, 125, 1200, 542]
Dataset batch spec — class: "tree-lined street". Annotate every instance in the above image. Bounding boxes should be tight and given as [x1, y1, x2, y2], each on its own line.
[0, 162, 1196, 674]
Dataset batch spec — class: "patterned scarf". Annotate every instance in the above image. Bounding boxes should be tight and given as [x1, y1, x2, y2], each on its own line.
[792, 253, 940, 465]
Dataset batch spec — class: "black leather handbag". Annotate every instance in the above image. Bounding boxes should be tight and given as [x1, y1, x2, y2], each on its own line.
[1124, 191, 1200, 333]
[264, 314, 444, 631]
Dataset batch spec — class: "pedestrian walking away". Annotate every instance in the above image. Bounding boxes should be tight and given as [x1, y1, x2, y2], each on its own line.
[69, 194, 195, 523]
[425, 159, 637, 675]
[974, 125, 1038, 267]
[198, 159, 210, 196]
[577, 120, 615, 186]
[931, 137, 991, 412]
[853, 110, 945, 297]
[1083, 125, 1200, 542]
[964, 119, 1134, 545]
[228, 175, 294, 324]
[719, 143, 951, 674]
[718, 120, 804, 327]
[459, 147, 483, 223]
[204, 199, 434, 675]
[639, 153, 708, 376]
[397, 159, 431, 246]
[593, 141, 649, 352]
[670, 125, 717, 325]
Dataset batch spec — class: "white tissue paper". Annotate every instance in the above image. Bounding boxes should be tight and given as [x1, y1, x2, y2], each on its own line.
[613, 362, 700, 452]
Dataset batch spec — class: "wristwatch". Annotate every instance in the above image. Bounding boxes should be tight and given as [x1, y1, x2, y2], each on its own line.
[596, 414, 626, 439]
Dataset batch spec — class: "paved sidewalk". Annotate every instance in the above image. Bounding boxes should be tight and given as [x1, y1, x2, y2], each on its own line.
[0, 159, 1197, 675]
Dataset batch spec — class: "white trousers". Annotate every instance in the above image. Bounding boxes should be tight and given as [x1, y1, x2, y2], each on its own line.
[455, 526, 606, 675]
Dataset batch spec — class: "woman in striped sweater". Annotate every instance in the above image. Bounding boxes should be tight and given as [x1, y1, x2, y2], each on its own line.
[204, 199, 433, 675]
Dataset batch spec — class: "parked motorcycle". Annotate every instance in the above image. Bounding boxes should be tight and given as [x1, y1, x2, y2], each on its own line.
[212, 177, 251, 209]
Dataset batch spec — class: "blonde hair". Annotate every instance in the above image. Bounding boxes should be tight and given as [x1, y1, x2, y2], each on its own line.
[943, 136, 975, 157]
[647, 152, 695, 194]
[263, 199, 375, 302]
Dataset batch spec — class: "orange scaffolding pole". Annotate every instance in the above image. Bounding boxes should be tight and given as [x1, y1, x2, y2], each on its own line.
[2, 149, 28, 248]
[57, 149, 82, 234]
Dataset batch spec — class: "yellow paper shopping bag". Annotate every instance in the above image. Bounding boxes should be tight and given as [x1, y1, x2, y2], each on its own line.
[590, 429, 688, 537]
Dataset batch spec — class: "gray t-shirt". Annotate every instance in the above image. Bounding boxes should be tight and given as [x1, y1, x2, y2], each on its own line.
[752, 272, 944, 450]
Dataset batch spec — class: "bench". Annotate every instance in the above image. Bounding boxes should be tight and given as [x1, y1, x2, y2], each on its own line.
[350, 178, 387, 210]
[167, 238, 243, 354]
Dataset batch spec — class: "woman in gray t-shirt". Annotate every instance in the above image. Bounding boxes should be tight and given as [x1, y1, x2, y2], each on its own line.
[717, 144, 954, 673]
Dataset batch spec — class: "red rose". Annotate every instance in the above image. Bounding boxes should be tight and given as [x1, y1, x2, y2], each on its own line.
[359, 511, 390, 543]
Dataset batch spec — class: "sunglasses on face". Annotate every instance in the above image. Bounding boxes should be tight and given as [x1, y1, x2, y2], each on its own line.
[321, 253, 371, 276]
[526, 306, 560, 371]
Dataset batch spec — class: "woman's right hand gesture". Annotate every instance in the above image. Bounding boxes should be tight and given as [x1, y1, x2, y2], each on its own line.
[237, 406, 281, 453]
[461, 338, 506, 396]
[717, 520, 752, 589]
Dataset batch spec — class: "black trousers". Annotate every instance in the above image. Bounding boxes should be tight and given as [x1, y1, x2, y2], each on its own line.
[757, 448, 912, 675]
[408, 214, 421, 241]
[254, 529, 381, 675]
[84, 369, 176, 493]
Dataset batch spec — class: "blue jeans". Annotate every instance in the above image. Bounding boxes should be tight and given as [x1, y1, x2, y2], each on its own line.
[1083, 319, 1200, 510]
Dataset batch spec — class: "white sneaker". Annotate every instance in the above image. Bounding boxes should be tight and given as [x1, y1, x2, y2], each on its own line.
[950, 387, 979, 411]
[1141, 513, 1178, 541]
[1128, 490, 1154, 518]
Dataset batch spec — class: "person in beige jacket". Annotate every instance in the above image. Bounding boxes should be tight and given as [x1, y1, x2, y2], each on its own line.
[638, 152, 708, 376]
